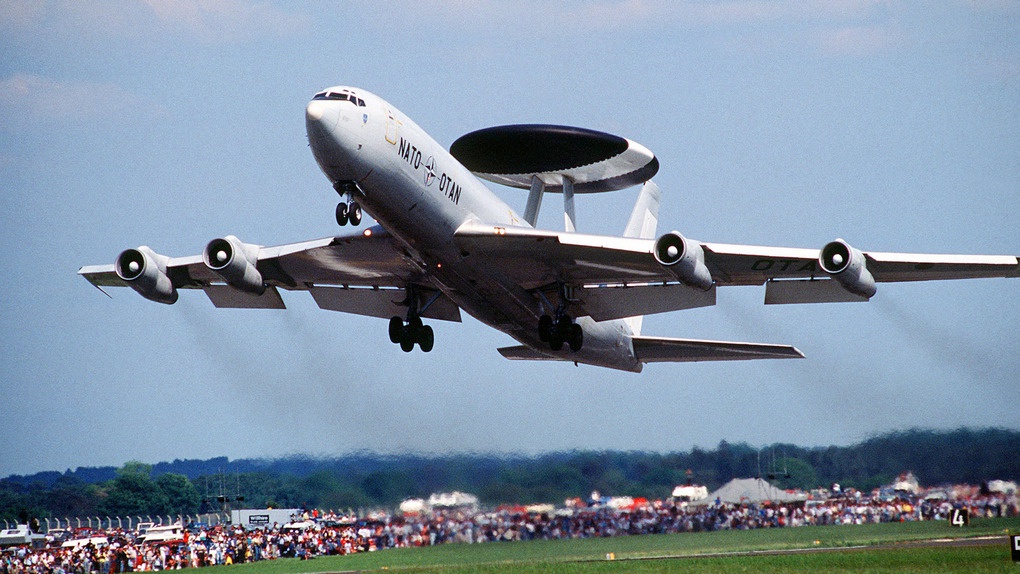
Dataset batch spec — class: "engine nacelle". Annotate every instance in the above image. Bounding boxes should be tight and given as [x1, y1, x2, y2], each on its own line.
[115, 246, 178, 304]
[819, 239, 877, 298]
[653, 231, 714, 291]
[203, 235, 265, 295]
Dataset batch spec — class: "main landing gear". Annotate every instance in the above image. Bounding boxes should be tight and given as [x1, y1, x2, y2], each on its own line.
[538, 313, 583, 352]
[333, 180, 363, 226]
[389, 315, 434, 353]
[388, 286, 439, 353]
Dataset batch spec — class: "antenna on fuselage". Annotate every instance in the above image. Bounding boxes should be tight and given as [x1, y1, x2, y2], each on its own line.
[449, 124, 659, 231]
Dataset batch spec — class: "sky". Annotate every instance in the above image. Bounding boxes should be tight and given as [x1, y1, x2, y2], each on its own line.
[1, 1, 1017, 479]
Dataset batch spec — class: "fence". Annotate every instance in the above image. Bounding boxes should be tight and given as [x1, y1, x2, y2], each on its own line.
[2, 513, 228, 532]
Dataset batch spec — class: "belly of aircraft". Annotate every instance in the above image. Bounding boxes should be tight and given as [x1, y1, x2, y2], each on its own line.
[431, 260, 642, 372]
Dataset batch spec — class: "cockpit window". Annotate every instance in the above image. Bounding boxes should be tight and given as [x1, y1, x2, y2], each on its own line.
[312, 91, 366, 107]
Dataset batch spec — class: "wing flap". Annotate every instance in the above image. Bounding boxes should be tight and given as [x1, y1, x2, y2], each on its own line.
[310, 286, 461, 322]
[204, 285, 287, 309]
[579, 283, 716, 321]
[632, 336, 804, 363]
[764, 279, 868, 305]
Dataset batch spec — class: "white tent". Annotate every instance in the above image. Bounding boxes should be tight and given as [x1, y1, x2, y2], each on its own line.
[693, 478, 806, 505]
[428, 491, 479, 511]
[672, 485, 709, 501]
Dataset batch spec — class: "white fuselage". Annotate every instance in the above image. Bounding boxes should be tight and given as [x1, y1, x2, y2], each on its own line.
[306, 87, 641, 371]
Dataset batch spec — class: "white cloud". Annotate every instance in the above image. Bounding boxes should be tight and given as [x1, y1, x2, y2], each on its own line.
[141, 0, 311, 42]
[0, 74, 143, 131]
[0, 0, 48, 28]
[1, 1, 310, 44]
[814, 24, 905, 56]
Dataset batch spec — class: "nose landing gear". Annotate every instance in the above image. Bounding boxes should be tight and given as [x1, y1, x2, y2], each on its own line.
[333, 180, 363, 227]
[335, 201, 362, 226]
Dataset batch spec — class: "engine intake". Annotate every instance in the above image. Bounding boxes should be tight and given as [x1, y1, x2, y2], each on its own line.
[115, 246, 178, 304]
[819, 239, 876, 298]
[653, 231, 713, 291]
[203, 235, 266, 295]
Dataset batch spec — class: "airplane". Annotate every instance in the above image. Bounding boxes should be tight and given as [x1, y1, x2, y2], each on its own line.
[79, 85, 1020, 372]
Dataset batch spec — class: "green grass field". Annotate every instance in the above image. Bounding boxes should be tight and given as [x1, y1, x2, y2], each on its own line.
[213, 517, 1020, 573]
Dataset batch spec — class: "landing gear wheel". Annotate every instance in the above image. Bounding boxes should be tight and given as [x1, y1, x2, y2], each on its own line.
[568, 323, 583, 352]
[538, 315, 553, 342]
[388, 316, 403, 344]
[348, 203, 363, 226]
[399, 323, 416, 352]
[555, 315, 573, 340]
[335, 202, 349, 226]
[418, 325, 434, 353]
[549, 335, 564, 352]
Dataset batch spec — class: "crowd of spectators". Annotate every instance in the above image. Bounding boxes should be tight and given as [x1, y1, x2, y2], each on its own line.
[2, 489, 1016, 574]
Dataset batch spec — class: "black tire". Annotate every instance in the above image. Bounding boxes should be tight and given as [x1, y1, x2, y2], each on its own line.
[538, 315, 553, 342]
[569, 323, 583, 352]
[549, 335, 564, 352]
[349, 203, 363, 225]
[399, 326, 415, 352]
[556, 315, 573, 338]
[418, 325, 434, 353]
[388, 316, 403, 344]
[335, 202, 349, 226]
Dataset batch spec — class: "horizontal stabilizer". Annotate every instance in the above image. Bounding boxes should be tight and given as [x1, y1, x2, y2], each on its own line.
[632, 336, 804, 363]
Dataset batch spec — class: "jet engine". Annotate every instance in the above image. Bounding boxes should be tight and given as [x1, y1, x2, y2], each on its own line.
[653, 231, 714, 291]
[819, 239, 877, 298]
[115, 246, 178, 304]
[203, 235, 266, 295]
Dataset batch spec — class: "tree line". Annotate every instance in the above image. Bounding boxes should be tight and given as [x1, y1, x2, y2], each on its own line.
[2, 427, 1016, 523]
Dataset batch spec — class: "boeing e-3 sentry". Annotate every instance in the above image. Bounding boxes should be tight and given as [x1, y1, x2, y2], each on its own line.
[79, 86, 1020, 372]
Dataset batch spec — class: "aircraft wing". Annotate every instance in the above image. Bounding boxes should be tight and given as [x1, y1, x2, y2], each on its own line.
[454, 222, 1019, 317]
[453, 222, 665, 288]
[78, 226, 462, 322]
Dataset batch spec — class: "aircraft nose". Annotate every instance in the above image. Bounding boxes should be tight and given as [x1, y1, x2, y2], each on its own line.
[305, 100, 340, 140]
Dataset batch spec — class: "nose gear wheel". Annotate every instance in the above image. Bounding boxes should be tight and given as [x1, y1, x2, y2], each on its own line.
[333, 180, 363, 227]
[335, 201, 362, 226]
